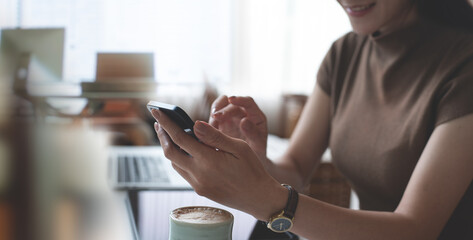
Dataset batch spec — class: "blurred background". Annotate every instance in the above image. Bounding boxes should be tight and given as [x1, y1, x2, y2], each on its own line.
[0, 0, 350, 94]
[0, 0, 354, 239]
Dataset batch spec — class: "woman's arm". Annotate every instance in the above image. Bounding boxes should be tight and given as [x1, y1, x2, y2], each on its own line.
[264, 85, 331, 190]
[152, 106, 473, 239]
[287, 113, 473, 239]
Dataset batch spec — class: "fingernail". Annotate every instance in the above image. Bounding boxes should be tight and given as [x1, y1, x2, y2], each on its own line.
[154, 122, 159, 131]
[212, 111, 223, 118]
[211, 107, 216, 114]
[228, 96, 237, 103]
[152, 109, 160, 118]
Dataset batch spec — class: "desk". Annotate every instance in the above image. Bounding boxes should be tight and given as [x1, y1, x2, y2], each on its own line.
[133, 191, 257, 240]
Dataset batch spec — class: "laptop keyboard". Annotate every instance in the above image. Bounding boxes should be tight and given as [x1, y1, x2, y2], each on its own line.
[117, 155, 170, 183]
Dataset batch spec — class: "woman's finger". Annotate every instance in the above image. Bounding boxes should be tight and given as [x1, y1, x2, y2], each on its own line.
[209, 95, 229, 127]
[193, 120, 246, 156]
[152, 109, 203, 154]
[212, 104, 246, 121]
[153, 109, 217, 160]
[228, 96, 266, 124]
[154, 121, 194, 171]
[240, 117, 263, 139]
[210, 95, 230, 114]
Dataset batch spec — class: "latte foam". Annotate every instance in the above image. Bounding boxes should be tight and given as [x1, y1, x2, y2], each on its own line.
[171, 207, 232, 224]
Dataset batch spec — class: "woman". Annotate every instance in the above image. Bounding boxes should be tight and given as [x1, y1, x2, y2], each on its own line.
[152, 0, 473, 238]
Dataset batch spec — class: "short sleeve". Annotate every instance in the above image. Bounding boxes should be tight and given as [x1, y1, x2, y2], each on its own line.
[435, 59, 473, 126]
[316, 32, 362, 96]
[316, 42, 337, 95]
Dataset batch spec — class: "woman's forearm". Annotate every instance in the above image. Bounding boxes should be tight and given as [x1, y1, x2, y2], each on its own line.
[261, 155, 318, 192]
[252, 186, 428, 240]
[291, 194, 427, 240]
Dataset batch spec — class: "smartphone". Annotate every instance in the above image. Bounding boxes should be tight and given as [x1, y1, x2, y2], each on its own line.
[147, 101, 198, 140]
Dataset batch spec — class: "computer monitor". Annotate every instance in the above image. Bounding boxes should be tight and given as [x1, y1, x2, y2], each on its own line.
[0, 28, 65, 92]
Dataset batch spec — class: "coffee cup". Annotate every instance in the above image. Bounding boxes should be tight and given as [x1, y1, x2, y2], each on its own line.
[169, 206, 234, 240]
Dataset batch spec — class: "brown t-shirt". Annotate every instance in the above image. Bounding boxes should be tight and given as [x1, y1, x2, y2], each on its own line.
[317, 18, 473, 239]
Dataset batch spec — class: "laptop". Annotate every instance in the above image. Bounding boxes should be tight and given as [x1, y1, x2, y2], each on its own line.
[108, 146, 192, 190]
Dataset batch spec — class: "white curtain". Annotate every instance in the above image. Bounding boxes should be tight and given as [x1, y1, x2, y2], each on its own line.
[1, 0, 352, 95]
[0, 0, 19, 27]
[1, 0, 232, 84]
[228, 0, 351, 96]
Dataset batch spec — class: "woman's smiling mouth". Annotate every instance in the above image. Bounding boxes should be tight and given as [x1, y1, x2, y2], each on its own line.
[344, 3, 376, 17]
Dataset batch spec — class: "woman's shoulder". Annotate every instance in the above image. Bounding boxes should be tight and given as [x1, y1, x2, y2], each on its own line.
[323, 31, 368, 66]
[439, 23, 473, 41]
[451, 30, 473, 56]
[434, 24, 473, 56]
[317, 32, 369, 94]
[433, 25, 473, 72]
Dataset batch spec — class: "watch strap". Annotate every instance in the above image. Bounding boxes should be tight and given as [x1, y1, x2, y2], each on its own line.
[281, 184, 298, 219]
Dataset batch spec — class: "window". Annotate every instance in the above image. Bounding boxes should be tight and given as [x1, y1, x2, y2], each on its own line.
[1, 0, 232, 84]
[230, 0, 351, 95]
[1, 0, 351, 95]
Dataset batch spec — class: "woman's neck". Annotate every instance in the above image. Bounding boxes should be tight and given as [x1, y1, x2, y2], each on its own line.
[375, 4, 419, 37]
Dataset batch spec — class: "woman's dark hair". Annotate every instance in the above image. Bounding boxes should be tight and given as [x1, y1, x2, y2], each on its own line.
[414, 0, 473, 32]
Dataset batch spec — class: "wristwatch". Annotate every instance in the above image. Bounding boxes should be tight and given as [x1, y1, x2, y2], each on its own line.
[267, 184, 299, 233]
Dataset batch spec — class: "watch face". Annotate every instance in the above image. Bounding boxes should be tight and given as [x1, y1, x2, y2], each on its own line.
[270, 217, 293, 232]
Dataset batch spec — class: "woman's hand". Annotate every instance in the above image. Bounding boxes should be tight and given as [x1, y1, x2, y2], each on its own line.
[209, 95, 269, 161]
[151, 109, 286, 220]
